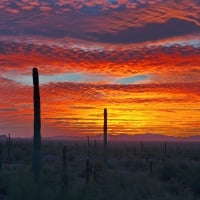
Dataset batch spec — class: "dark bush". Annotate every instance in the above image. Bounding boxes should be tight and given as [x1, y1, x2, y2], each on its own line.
[161, 162, 178, 181]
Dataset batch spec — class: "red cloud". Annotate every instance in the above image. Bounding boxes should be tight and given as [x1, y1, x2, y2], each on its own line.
[0, 40, 200, 80]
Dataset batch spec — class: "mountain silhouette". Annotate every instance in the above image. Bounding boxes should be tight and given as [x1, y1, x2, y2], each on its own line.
[44, 133, 200, 142]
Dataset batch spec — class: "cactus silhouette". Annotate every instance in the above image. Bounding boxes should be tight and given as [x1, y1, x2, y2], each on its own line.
[164, 143, 167, 154]
[94, 140, 97, 157]
[145, 154, 149, 164]
[0, 143, 2, 170]
[149, 161, 153, 174]
[32, 68, 41, 183]
[141, 142, 144, 153]
[87, 136, 90, 158]
[7, 133, 11, 162]
[92, 140, 98, 182]
[62, 146, 68, 191]
[103, 108, 108, 182]
[86, 158, 90, 183]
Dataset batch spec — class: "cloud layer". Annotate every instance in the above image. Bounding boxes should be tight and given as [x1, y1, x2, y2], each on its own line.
[0, 0, 200, 137]
[1, 0, 200, 41]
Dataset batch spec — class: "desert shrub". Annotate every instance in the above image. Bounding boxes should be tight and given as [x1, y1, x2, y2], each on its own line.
[0, 174, 9, 199]
[166, 179, 181, 195]
[160, 162, 178, 181]
[181, 166, 200, 196]
[68, 153, 75, 162]
[130, 158, 147, 172]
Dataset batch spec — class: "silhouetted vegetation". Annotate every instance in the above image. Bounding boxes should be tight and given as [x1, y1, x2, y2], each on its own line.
[0, 140, 200, 199]
[62, 146, 68, 195]
[103, 108, 108, 186]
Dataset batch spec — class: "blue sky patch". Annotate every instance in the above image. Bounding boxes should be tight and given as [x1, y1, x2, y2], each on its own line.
[116, 75, 150, 84]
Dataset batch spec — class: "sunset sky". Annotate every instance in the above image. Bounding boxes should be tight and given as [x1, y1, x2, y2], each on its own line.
[0, 0, 200, 137]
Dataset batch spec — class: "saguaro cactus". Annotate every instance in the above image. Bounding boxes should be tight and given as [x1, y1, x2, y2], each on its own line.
[87, 136, 90, 158]
[62, 146, 68, 191]
[103, 108, 108, 181]
[141, 142, 144, 153]
[94, 140, 97, 157]
[164, 143, 167, 154]
[86, 158, 90, 183]
[7, 133, 11, 162]
[86, 136, 91, 183]
[0, 143, 2, 170]
[149, 160, 153, 174]
[92, 140, 98, 182]
[32, 68, 41, 183]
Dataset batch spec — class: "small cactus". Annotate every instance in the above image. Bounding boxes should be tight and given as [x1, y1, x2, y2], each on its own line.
[62, 146, 68, 191]
[94, 140, 97, 157]
[145, 154, 149, 164]
[7, 133, 12, 162]
[0, 143, 2, 170]
[87, 136, 90, 158]
[149, 160, 153, 174]
[164, 143, 167, 154]
[86, 158, 90, 183]
[92, 165, 97, 182]
[141, 142, 144, 153]
[93, 140, 98, 182]
[133, 147, 137, 155]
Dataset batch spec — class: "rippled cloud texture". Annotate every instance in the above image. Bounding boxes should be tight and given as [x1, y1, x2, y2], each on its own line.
[0, 0, 200, 137]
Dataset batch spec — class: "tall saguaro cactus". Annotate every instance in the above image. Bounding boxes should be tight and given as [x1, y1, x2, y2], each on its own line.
[103, 108, 108, 181]
[32, 68, 41, 183]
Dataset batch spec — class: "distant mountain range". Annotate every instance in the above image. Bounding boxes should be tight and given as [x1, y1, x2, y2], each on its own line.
[0, 135, 8, 141]
[1, 133, 200, 142]
[44, 133, 200, 142]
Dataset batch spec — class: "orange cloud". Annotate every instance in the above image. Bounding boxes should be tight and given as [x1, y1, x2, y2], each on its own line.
[0, 73, 200, 137]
